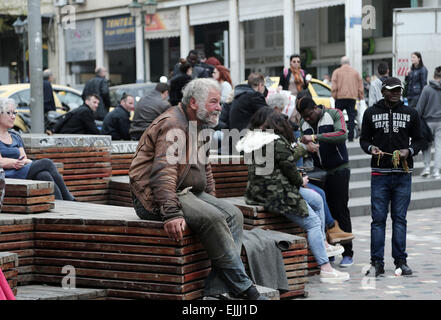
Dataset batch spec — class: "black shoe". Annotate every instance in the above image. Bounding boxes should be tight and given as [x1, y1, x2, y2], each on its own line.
[396, 261, 413, 276]
[366, 261, 385, 277]
[236, 285, 268, 300]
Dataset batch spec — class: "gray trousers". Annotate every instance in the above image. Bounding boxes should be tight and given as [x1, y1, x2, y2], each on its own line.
[133, 190, 253, 296]
[423, 121, 441, 174]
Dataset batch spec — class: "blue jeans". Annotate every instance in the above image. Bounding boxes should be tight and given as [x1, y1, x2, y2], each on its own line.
[370, 173, 412, 264]
[283, 187, 329, 266]
[307, 183, 335, 229]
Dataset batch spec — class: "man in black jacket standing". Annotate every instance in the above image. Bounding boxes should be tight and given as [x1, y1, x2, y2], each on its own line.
[58, 94, 100, 135]
[103, 93, 135, 140]
[360, 77, 424, 277]
[82, 67, 111, 121]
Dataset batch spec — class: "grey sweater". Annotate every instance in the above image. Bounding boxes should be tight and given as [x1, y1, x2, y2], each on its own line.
[416, 80, 441, 122]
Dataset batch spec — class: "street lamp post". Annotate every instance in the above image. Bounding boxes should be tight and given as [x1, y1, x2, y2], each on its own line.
[12, 18, 28, 83]
[128, 0, 157, 83]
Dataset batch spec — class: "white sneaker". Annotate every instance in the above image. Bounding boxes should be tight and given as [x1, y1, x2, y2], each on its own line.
[326, 244, 344, 258]
[421, 168, 431, 177]
[320, 268, 350, 283]
[433, 171, 441, 179]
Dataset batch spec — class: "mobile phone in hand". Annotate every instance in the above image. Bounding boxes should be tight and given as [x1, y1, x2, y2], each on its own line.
[18, 155, 25, 160]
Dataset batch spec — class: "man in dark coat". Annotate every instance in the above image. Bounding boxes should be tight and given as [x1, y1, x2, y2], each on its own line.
[102, 94, 135, 140]
[129, 83, 170, 140]
[228, 72, 268, 132]
[82, 67, 111, 121]
[43, 69, 56, 132]
[58, 94, 100, 135]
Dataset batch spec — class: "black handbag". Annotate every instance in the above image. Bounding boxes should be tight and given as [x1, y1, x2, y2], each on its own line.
[300, 167, 327, 189]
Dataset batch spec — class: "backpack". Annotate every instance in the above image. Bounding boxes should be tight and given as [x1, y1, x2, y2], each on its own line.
[52, 108, 80, 133]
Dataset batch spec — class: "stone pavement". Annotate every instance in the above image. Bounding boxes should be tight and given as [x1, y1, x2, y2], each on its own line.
[303, 207, 441, 300]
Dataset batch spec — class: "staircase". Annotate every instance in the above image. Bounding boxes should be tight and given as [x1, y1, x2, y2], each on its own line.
[347, 140, 441, 217]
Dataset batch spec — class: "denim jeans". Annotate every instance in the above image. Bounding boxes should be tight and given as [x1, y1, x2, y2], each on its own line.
[370, 173, 412, 264]
[307, 183, 335, 229]
[283, 187, 329, 266]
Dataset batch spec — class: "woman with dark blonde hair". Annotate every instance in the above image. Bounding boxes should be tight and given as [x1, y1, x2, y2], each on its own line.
[212, 65, 233, 103]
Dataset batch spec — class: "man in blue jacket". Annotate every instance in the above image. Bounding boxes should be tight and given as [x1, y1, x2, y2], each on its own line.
[360, 77, 424, 277]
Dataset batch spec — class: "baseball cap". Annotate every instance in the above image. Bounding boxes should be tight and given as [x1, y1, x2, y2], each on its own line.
[382, 77, 403, 90]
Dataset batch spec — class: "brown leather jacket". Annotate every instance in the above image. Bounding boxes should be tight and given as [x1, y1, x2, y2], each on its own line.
[129, 105, 216, 222]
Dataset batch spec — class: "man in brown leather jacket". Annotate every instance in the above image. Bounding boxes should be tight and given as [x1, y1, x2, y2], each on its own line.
[129, 78, 265, 300]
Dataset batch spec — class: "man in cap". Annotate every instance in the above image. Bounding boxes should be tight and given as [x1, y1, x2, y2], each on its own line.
[360, 77, 424, 277]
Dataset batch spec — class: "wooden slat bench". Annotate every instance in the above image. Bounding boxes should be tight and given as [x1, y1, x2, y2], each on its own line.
[0, 252, 19, 296]
[2, 179, 55, 214]
[0, 201, 211, 300]
[110, 141, 138, 176]
[22, 134, 113, 204]
[224, 197, 320, 276]
[108, 176, 132, 207]
[210, 155, 248, 198]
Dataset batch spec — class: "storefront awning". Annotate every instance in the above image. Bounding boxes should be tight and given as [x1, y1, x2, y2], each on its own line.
[145, 8, 181, 39]
[295, 0, 345, 12]
[239, 0, 283, 22]
[189, 0, 229, 25]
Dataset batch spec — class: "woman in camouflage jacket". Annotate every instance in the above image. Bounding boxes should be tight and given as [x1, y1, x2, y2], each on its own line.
[236, 109, 350, 283]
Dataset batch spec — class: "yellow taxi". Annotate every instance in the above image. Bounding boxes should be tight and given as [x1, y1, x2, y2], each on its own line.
[0, 83, 83, 132]
[264, 76, 333, 108]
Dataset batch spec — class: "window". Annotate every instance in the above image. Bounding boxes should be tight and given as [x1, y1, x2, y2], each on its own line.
[244, 20, 255, 50]
[382, 0, 411, 37]
[264, 17, 283, 48]
[311, 82, 332, 98]
[10, 90, 31, 109]
[328, 5, 345, 43]
[55, 90, 83, 111]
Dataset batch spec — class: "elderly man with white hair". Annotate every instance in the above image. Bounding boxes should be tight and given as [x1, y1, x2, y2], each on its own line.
[129, 78, 266, 300]
[331, 56, 364, 142]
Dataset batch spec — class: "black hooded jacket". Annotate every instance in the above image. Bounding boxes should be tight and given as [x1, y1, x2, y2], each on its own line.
[228, 84, 268, 131]
[360, 99, 424, 173]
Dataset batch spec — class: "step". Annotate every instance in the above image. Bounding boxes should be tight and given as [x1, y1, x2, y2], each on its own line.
[348, 189, 441, 217]
[15, 285, 107, 300]
[349, 162, 427, 182]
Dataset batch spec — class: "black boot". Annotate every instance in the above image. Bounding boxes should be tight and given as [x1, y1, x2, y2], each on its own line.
[366, 261, 385, 277]
[236, 285, 268, 300]
[395, 260, 412, 276]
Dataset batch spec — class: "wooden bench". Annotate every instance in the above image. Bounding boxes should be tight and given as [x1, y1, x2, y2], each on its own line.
[224, 197, 320, 277]
[2, 179, 55, 214]
[108, 176, 132, 207]
[0, 201, 211, 300]
[22, 134, 112, 204]
[210, 155, 248, 198]
[110, 141, 138, 176]
[0, 252, 19, 297]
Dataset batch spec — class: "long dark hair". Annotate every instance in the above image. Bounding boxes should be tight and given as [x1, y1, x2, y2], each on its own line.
[248, 107, 274, 130]
[411, 52, 424, 70]
[261, 111, 294, 143]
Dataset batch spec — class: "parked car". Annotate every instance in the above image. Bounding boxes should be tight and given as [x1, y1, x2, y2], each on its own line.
[0, 83, 83, 132]
[109, 82, 157, 108]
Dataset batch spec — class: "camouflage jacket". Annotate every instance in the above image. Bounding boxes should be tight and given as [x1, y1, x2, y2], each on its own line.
[236, 131, 309, 217]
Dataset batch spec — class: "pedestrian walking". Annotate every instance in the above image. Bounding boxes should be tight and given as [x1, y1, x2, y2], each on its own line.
[406, 52, 428, 108]
[360, 77, 424, 277]
[416, 66, 441, 179]
[331, 56, 364, 142]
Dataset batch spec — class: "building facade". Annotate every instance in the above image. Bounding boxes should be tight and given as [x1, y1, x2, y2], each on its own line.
[1, 0, 440, 86]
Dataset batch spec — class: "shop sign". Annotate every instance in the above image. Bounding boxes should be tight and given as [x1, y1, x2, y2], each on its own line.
[103, 15, 136, 50]
[65, 19, 96, 62]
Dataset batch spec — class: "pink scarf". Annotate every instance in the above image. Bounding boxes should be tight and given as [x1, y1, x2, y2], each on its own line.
[0, 269, 15, 300]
